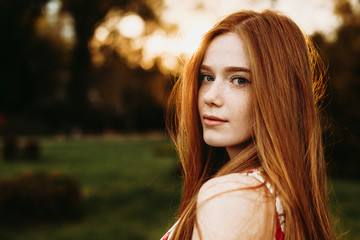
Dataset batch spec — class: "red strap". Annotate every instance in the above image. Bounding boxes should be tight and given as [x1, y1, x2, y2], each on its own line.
[161, 231, 170, 240]
[275, 212, 284, 240]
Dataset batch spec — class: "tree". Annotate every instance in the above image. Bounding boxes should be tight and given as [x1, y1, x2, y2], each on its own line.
[0, 0, 49, 114]
[61, 0, 162, 129]
[0, 0, 166, 135]
[312, 0, 360, 178]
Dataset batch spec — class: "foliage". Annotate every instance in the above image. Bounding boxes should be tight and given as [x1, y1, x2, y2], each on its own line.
[0, 0, 168, 135]
[0, 0, 55, 115]
[61, 0, 163, 124]
[311, 0, 360, 178]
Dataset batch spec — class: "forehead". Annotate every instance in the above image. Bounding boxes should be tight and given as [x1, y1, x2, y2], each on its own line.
[202, 33, 250, 69]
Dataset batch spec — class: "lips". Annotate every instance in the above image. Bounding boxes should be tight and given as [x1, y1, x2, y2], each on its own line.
[203, 114, 228, 126]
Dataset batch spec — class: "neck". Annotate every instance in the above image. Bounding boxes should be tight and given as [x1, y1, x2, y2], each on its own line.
[226, 146, 241, 160]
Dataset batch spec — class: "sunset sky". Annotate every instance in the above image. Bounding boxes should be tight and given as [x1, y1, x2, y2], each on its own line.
[44, 0, 359, 72]
[157, 0, 341, 55]
[140, 0, 347, 72]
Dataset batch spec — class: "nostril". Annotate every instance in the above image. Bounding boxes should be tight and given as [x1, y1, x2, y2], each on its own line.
[203, 87, 222, 106]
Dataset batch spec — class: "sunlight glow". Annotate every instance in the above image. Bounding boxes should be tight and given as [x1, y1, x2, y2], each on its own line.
[143, 30, 167, 56]
[89, 0, 343, 73]
[60, 13, 76, 46]
[275, 0, 338, 35]
[37, 0, 76, 48]
[149, 0, 342, 72]
[44, 0, 62, 16]
[178, 18, 213, 55]
[43, 0, 62, 25]
[95, 27, 109, 42]
[117, 13, 145, 38]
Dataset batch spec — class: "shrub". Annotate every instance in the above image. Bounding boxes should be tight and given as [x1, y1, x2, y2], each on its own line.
[2, 137, 41, 161]
[2, 137, 18, 159]
[23, 137, 40, 160]
[0, 171, 83, 225]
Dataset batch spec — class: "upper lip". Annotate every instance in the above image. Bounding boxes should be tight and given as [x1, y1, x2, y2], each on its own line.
[203, 114, 227, 122]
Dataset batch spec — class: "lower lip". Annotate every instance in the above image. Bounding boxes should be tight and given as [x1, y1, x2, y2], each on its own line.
[203, 118, 227, 126]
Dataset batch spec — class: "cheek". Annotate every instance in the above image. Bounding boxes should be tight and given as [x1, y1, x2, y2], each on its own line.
[197, 87, 205, 113]
[234, 106, 250, 125]
[231, 93, 252, 127]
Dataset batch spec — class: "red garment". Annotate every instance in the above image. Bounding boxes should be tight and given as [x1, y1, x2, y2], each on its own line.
[161, 231, 170, 240]
[275, 212, 285, 240]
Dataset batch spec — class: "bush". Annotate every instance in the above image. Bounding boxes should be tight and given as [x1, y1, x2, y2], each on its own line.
[2, 137, 18, 159]
[23, 137, 41, 160]
[0, 171, 83, 225]
[2, 137, 41, 161]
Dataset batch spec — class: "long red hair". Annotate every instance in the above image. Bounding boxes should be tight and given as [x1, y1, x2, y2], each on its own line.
[166, 10, 335, 240]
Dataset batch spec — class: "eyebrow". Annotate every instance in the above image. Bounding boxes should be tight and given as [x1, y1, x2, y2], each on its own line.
[200, 64, 251, 73]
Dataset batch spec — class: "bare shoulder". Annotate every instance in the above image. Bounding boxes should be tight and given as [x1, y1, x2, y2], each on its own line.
[193, 173, 275, 240]
[198, 173, 266, 201]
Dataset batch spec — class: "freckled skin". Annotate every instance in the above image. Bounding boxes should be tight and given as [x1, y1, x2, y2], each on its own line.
[198, 33, 252, 159]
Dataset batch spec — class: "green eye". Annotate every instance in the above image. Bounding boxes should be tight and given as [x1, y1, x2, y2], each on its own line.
[201, 74, 214, 82]
[232, 77, 249, 85]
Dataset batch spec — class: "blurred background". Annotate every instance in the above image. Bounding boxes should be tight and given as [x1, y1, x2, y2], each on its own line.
[0, 0, 359, 239]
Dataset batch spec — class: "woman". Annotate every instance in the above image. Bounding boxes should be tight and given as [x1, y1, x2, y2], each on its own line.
[162, 10, 335, 240]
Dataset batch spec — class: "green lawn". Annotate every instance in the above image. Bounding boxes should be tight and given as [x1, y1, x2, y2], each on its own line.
[331, 179, 360, 240]
[0, 136, 358, 239]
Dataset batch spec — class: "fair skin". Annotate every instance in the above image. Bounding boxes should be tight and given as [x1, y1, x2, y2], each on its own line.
[194, 33, 275, 239]
[192, 174, 275, 240]
[198, 32, 252, 160]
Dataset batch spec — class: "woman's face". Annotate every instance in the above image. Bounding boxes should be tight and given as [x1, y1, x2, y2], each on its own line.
[198, 32, 252, 159]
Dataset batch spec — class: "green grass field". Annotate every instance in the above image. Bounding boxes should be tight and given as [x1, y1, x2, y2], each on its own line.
[0, 136, 359, 239]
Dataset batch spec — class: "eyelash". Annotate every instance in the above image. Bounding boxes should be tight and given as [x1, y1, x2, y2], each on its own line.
[200, 74, 214, 82]
[199, 73, 250, 86]
[231, 76, 250, 86]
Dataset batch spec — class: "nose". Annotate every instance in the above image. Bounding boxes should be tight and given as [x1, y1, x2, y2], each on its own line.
[202, 80, 224, 107]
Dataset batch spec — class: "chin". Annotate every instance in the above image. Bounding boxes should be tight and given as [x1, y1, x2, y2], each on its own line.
[204, 141, 225, 148]
[203, 136, 228, 147]
[203, 134, 252, 148]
